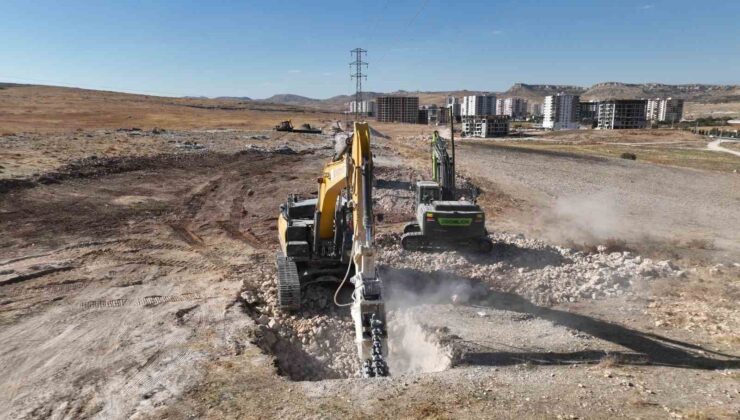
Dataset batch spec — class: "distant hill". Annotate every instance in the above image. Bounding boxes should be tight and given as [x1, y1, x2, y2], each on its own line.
[264, 83, 740, 109]
[0, 83, 27, 89]
[257, 92, 386, 111]
[215, 96, 252, 101]
[260, 94, 319, 106]
[502, 83, 586, 102]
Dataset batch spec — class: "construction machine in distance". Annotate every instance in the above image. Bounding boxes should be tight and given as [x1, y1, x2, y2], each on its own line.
[401, 125, 494, 253]
[276, 121, 388, 377]
[274, 120, 322, 134]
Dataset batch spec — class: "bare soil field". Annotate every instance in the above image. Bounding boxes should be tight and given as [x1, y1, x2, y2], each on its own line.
[0, 84, 342, 134]
[685, 102, 740, 119]
[468, 129, 740, 173]
[1, 87, 739, 419]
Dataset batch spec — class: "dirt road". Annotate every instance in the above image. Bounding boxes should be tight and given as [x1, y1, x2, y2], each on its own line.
[708, 138, 740, 158]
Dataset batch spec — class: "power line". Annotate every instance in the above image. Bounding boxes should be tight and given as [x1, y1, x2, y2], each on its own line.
[350, 48, 368, 121]
[364, 0, 393, 45]
[375, 0, 431, 64]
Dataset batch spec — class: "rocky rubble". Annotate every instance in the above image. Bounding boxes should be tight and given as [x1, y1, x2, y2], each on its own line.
[379, 232, 683, 306]
[245, 144, 297, 155]
[240, 254, 455, 380]
[240, 261, 360, 380]
[238, 226, 684, 380]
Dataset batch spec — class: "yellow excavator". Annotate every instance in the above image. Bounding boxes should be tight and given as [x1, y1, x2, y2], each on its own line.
[276, 121, 388, 377]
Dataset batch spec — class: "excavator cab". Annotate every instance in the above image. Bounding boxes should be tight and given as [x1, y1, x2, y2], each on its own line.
[416, 181, 442, 204]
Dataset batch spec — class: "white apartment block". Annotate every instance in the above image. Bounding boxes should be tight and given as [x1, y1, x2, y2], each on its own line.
[495, 98, 505, 115]
[646, 98, 684, 123]
[348, 100, 376, 116]
[543, 94, 580, 130]
[502, 97, 528, 120]
[445, 96, 461, 118]
[461, 95, 496, 116]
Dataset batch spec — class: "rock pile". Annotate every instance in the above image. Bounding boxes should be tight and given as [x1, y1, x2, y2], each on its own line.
[244, 144, 297, 154]
[379, 232, 682, 306]
[241, 264, 360, 380]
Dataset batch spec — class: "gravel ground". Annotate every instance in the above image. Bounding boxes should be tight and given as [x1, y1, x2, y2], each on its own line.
[379, 232, 682, 306]
[453, 141, 740, 258]
[1, 129, 738, 419]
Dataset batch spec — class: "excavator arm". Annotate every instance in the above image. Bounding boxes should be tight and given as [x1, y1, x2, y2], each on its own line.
[347, 122, 388, 377]
[431, 130, 455, 200]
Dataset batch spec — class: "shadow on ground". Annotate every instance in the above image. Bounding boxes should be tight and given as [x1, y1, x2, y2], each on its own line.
[467, 242, 570, 269]
[376, 178, 413, 191]
[381, 266, 740, 370]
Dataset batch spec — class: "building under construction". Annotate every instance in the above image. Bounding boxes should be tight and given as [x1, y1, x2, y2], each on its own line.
[597, 99, 647, 129]
[461, 115, 510, 137]
[376, 96, 419, 123]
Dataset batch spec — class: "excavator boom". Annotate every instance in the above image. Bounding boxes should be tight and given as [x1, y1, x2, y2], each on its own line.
[432, 131, 455, 200]
[347, 122, 388, 376]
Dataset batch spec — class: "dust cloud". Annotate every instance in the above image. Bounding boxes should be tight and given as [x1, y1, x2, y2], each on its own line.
[382, 267, 481, 374]
[387, 311, 451, 374]
[539, 192, 626, 245]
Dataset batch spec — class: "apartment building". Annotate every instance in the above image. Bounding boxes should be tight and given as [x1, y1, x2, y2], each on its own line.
[646, 97, 684, 123]
[445, 96, 462, 121]
[578, 101, 599, 125]
[348, 100, 376, 116]
[418, 107, 429, 124]
[543, 94, 580, 130]
[376, 96, 419, 123]
[529, 102, 542, 117]
[502, 97, 528, 120]
[461, 115, 510, 137]
[597, 99, 647, 129]
[427, 105, 448, 125]
[461, 95, 496, 116]
[495, 98, 505, 116]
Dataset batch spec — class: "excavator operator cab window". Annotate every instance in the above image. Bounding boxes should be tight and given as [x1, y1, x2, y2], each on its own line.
[418, 185, 441, 204]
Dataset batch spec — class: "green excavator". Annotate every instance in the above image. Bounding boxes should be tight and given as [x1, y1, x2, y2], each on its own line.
[401, 120, 493, 253]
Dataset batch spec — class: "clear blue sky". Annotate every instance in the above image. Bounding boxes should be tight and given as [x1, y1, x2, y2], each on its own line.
[1, 0, 738, 99]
